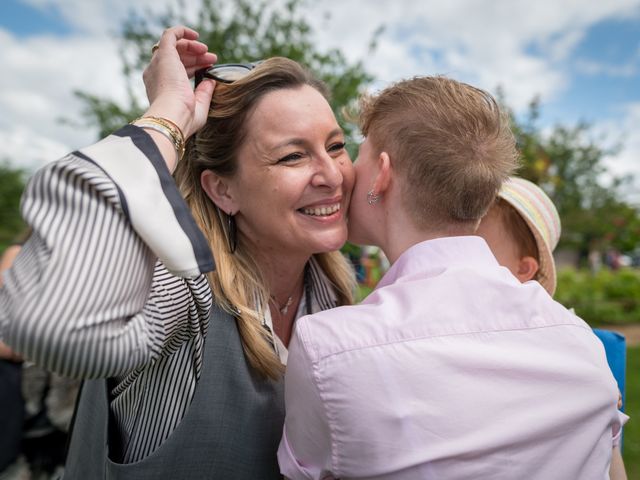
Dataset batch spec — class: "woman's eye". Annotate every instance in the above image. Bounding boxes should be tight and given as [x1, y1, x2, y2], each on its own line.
[328, 142, 346, 153]
[278, 152, 304, 163]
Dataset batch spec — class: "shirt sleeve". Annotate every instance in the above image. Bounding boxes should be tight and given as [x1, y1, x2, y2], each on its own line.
[278, 319, 335, 480]
[0, 126, 212, 379]
[78, 125, 214, 277]
[612, 410, 629, 448]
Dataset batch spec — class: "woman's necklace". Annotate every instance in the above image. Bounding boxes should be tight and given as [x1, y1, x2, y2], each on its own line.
[270, 265, 310, 316]
[279, 297, 294, 315]
[271, 289, 297, 315]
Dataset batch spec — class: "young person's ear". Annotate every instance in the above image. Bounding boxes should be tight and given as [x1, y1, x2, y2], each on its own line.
[516, 256, 539, 283]
[201, 170, 239, 214]
[372, 151, 392, 196]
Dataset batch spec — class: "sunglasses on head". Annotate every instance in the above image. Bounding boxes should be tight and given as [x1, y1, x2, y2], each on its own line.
[195, 61, 263, 88]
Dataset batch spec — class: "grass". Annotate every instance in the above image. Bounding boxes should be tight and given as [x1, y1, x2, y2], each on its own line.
[623, 345, 639, 478]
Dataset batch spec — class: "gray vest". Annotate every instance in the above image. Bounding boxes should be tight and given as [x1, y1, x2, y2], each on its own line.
[63, 305, 285, 479]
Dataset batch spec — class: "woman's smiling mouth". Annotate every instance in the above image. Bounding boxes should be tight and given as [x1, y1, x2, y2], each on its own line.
[300, 203, 341, 217]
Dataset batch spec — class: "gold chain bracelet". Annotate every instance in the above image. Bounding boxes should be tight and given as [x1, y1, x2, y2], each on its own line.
[131, 116, 186, 161]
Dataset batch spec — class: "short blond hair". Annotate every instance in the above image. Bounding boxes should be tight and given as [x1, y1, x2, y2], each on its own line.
[359, 76, 519, 230]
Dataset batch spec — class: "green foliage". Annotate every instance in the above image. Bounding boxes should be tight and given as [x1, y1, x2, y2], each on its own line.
[74, 0, 375, 151]
[356, 284, 373, 302]
[73, 91, 144, 140]
[507, 99, 640, 254]
[624, 346, 640, 477]
[555, 268, 640, 325]
[0, 161, 27, 251]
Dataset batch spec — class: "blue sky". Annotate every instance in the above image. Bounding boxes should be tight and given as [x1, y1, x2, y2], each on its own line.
[1, 0, 639, 203]
[545, 17, 639, 124]
[1, 0, 72, 36]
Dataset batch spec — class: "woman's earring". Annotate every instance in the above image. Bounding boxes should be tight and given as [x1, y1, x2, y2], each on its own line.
[227, 212, 237, 253]
[367, 190, 381, 205]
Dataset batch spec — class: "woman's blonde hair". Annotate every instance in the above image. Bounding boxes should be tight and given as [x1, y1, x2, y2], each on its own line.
[174, 57, 355, 379]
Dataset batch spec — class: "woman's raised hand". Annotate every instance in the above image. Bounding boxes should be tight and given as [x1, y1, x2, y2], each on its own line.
[142, 26, 217, 141]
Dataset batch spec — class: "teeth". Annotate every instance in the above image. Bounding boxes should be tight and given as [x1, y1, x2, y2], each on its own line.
[302, 203, 340, 216]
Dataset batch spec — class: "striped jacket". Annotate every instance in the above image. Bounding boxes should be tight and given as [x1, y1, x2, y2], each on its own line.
[0, 125, 339, 463]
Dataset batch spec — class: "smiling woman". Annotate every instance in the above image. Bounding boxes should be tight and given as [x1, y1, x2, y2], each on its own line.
[179, 57, 355, 368]
[0, 27, 355, 479]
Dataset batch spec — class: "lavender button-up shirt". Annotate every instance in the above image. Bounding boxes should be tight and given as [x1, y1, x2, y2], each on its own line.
[279, 236, 625, 480]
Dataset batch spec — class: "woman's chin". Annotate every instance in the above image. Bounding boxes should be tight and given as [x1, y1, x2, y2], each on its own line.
[312, 231, 349, 254]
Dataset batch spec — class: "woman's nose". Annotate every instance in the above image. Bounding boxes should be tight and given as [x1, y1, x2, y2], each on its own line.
[312, 152, 343, 188]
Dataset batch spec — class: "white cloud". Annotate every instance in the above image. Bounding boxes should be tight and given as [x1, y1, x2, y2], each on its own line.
[0, 27, 131, 168]
[0, 126, 70, 170]
[610, 105, 640, 202]
[590, 102, 640, 204]
[305, 0, 640, 111]
[575, 52, 640, 78]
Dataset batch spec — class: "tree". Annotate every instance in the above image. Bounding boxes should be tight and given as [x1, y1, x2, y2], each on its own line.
[74, 0, 377, 155]
[508, 99, 640, 257]
[0, 161, 27, 251]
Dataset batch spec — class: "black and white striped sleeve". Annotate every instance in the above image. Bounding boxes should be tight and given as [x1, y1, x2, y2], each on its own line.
[0, 126, 214, 379]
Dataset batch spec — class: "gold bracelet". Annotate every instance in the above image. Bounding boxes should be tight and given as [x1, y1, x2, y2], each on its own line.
[134, 123, 183, 159]
[132, 116, 186, 161]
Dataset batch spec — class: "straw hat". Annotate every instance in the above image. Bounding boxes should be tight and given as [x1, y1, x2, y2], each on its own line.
[498, 177, 561, 296]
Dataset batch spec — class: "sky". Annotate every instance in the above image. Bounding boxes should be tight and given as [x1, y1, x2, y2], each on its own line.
[1, 0, 639, 204]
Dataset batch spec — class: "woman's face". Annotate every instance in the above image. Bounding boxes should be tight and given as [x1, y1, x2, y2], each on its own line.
[228, 85, 354, 259]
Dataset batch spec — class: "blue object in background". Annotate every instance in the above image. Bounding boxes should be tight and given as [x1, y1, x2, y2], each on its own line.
[592, 328, 626, 450]
[593, 328, 627, 409]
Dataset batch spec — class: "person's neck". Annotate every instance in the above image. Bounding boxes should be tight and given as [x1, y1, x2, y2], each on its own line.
[376, 206, 476, 265]
[382, 229, 443, 265]
[257, 254, 307, 304]
[252, 249, 309, 346]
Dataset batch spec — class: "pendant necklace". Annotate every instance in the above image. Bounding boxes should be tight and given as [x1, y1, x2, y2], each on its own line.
[271, 285, 298, 315]
[276, 296, 294, 315]
[271, 264, 311, 316]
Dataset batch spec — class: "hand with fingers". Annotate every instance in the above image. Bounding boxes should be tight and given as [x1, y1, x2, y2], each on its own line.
[138, 26, 218, 170]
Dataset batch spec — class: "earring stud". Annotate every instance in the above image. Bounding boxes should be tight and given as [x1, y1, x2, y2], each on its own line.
[367, 190, 381, 205]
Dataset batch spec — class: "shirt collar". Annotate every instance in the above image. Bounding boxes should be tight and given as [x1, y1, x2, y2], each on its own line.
[376, 236, 499, 290]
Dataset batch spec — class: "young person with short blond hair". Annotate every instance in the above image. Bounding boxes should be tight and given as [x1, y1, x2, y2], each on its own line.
[279, 77, 624, 479]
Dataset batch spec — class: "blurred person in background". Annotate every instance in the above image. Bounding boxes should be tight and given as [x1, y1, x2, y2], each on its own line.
[1, 232, 81, 480]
